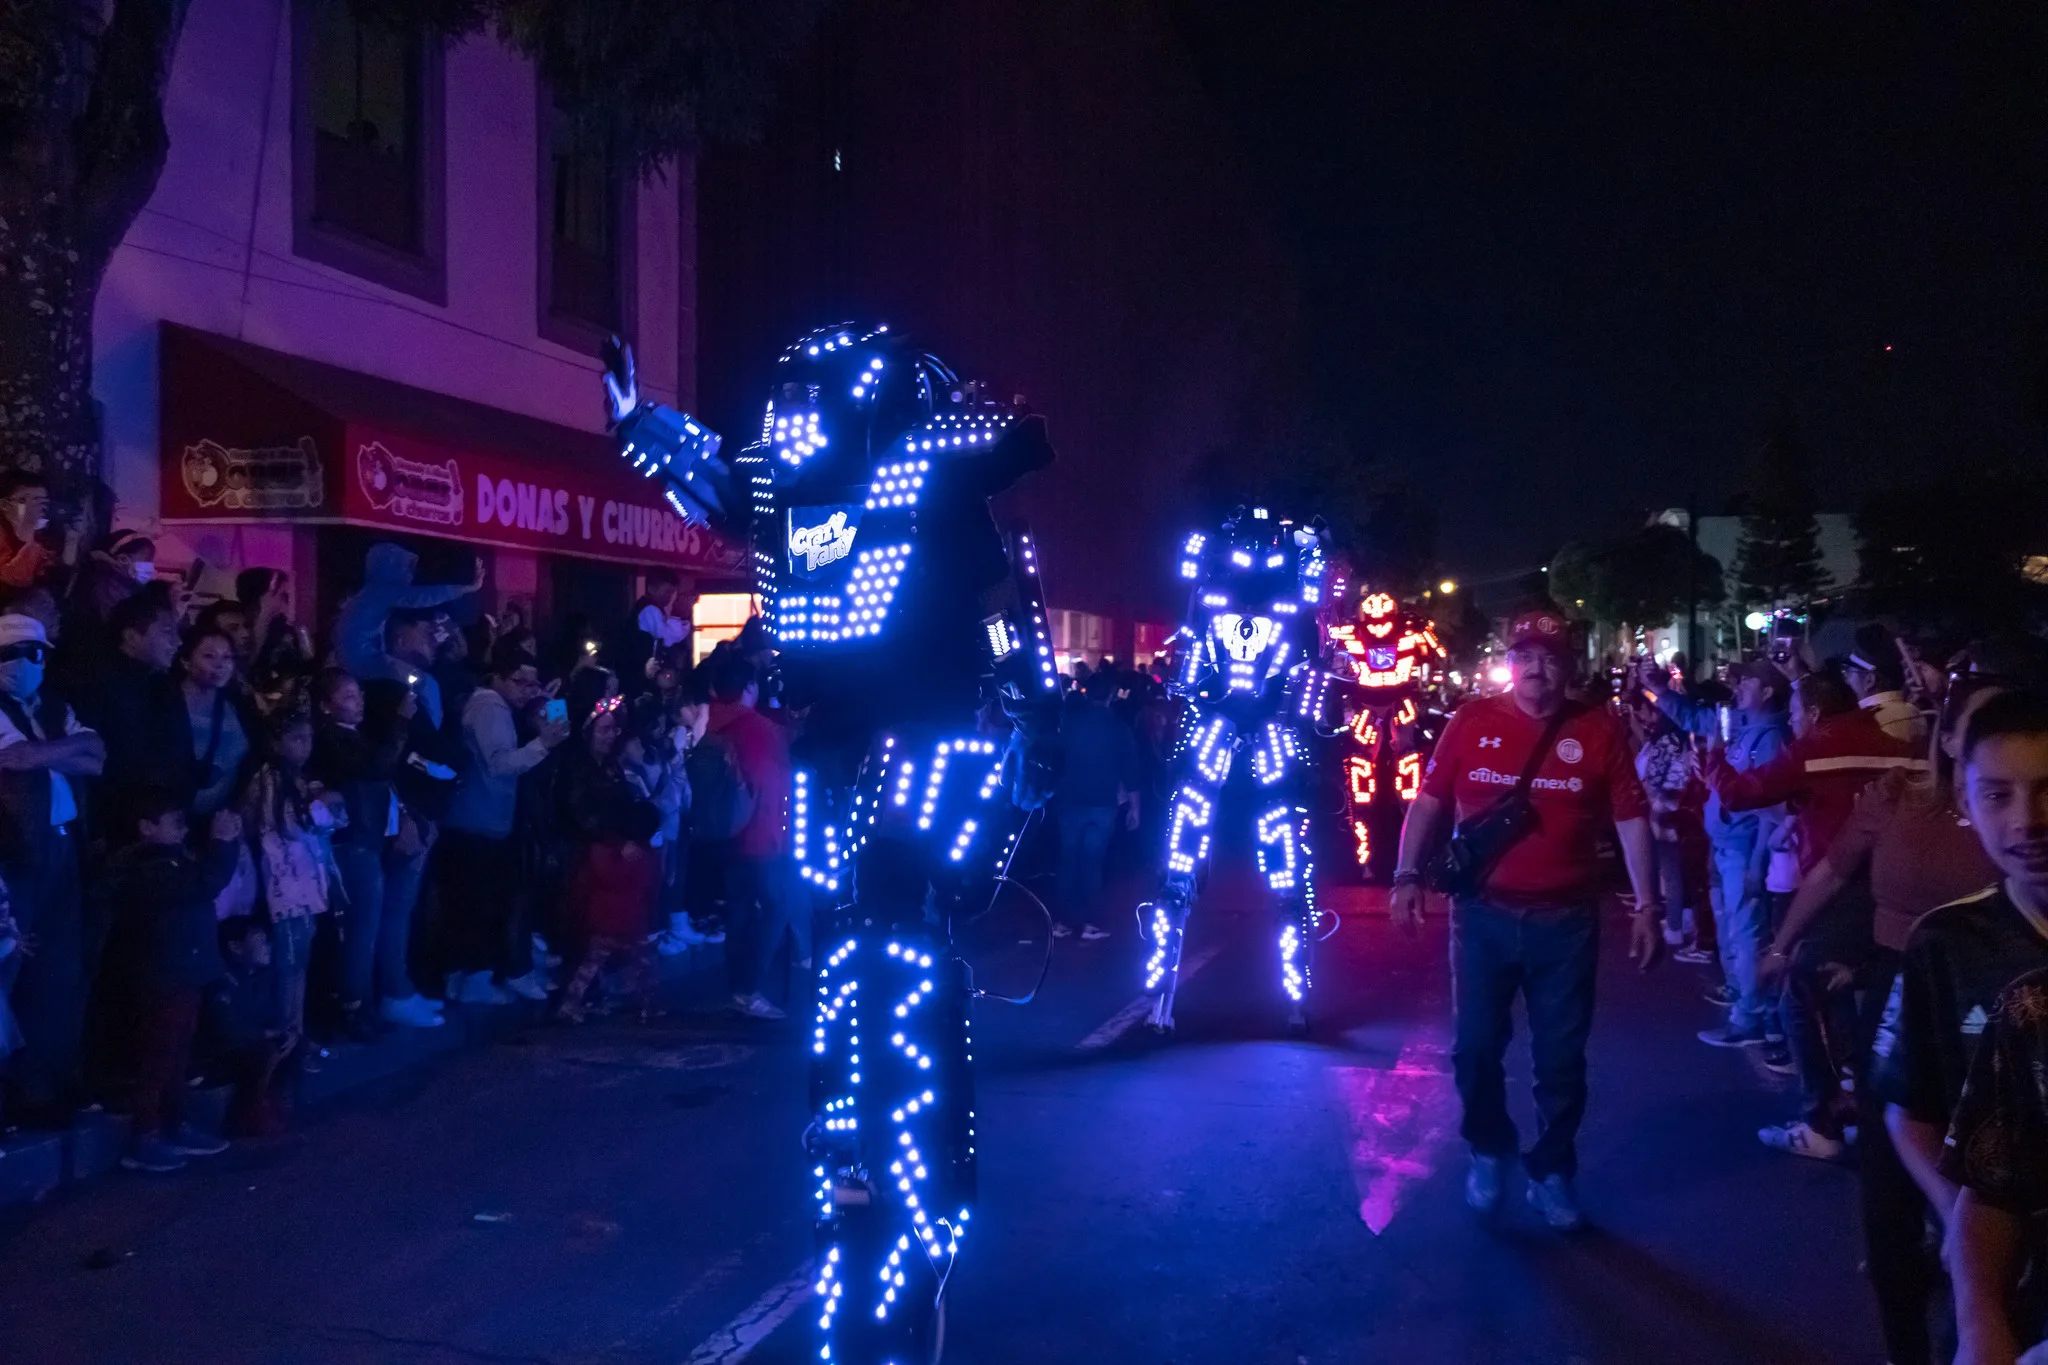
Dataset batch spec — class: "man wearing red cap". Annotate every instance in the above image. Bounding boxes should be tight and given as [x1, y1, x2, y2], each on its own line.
[1392, 604, 1663, 1231]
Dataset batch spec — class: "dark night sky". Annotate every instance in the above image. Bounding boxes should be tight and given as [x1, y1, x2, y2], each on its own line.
[1174, 3, 2048, 586]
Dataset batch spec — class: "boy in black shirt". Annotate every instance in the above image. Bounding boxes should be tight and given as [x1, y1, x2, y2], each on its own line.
[1873, 689, 2048, 1363]
[1944, 967, 2048, 1365]
[107, 788, 244, 1173]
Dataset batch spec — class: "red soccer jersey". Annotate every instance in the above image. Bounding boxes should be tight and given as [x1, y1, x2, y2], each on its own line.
[1421, 694, 1648, 907]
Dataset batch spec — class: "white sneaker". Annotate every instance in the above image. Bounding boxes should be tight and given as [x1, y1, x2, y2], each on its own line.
[1526, 1174, 1585, 1231]
[1465, 1154, 1504, 1212]
[1662, 926, 1686, 947]
[531, 934, 563, 970]
[504, 971, 550, 1002]
[1080, 925, 1111, 941]
[380, 994, 446, 1029]
[1051, 923, 1074, 939]
[457, 972, 514, 1005]
[732, 993, 787, 1021]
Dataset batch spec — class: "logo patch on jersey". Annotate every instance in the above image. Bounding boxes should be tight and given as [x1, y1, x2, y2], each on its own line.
[1557, 738, 1584, 764]
[1962, 1004, 1990, 1036]
[787, 505, 861, 576]
[1478, 736, 1503, 750]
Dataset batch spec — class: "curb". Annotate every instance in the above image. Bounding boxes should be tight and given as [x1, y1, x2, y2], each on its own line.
[0, 941, 725, 1213]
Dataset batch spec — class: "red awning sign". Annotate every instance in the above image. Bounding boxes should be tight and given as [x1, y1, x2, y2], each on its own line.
[159, 324, 748, 578]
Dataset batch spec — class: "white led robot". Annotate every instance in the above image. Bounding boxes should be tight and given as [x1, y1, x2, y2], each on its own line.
[604, 326, 1057, 1365]
[1144, 507, 1331, 1034]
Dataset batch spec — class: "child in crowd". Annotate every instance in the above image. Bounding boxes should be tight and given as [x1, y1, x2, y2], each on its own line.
[203, 917, 299, 1136]
[556, 698, 663, 1023]
[105, 788, 243, 1173]
[244, 711, 339, 1064]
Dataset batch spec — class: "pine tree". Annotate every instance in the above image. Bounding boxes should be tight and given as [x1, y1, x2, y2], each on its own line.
[1734, 410, 1828, 609]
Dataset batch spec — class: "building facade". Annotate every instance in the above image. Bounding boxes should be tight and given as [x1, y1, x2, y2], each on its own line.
[94, 0, 747, 645]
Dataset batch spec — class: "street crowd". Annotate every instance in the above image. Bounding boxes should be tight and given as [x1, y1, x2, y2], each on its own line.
[1399, 606, 2048, 1365]
[0, 469, 844, 1177]
[1620, 626, 2048, 1365]
[1, 457, 2044, 1362]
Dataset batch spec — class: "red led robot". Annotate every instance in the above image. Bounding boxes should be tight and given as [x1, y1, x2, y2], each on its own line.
[1327, 588, 1445, 882]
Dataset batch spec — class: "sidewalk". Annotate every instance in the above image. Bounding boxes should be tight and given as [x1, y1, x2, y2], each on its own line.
[0, 941, 725, 1214]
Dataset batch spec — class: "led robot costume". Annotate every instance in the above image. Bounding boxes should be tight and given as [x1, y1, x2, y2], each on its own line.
[1144, 507, 1330, 1034]
[1327, 588, 1446, 881]
[603, 325, 1059, 1365]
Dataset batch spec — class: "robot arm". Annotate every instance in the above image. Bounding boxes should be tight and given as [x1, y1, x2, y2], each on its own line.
[602, 336, 730, 525]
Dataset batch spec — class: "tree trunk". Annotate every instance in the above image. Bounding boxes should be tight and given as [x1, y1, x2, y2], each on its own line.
[0, 202, 104, 483]
[0, 0, 191, 500]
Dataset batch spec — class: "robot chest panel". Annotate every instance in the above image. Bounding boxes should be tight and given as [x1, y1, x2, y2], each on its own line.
[770, 501, 914, 649]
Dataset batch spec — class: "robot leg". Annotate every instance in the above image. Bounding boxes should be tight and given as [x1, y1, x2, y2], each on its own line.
[1145, 781, 1216, 1033]
[1257, 801, 1317, 1032]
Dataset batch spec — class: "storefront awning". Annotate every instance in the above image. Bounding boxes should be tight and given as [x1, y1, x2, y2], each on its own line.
[158, 323, 748, 578]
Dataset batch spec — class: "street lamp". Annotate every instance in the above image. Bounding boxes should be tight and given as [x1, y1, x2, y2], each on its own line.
[1438, 579, 1457, 595]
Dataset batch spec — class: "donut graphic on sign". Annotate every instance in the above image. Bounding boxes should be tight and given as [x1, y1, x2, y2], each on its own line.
[357, 441, 463, 527]
[181, 437, 325, 511]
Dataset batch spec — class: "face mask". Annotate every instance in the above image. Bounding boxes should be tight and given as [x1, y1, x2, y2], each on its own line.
[130, 561, 155, 583]
[0, 659, 43, 699]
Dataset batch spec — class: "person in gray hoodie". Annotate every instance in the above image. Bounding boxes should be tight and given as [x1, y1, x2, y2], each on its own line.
[1645, 659, 1793, 1046]
[436, 638, 568, 1004]
[333, 543, 482, 688]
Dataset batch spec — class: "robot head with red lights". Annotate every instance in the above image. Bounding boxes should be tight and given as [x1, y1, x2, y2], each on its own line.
[1328, 586, 1441, 691]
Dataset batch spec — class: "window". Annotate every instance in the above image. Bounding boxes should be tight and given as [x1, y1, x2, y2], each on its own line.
[538, 89, 635, 346]
[292, 0, 445, 301]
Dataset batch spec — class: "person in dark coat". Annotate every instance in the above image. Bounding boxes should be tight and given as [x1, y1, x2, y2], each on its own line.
[104, 789, 242, 1173]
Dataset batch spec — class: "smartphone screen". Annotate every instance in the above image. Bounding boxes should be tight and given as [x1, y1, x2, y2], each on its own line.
[544, 699, 567, 725]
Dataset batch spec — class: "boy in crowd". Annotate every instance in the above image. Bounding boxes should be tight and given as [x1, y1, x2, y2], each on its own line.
[1874, 689, 2048, 1363]
[204, 917, 299, 1137]
[106, 788, 243, 1173]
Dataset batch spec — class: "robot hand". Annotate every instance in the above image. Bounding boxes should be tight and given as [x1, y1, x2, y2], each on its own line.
[602, 334, 639, 427]
[602, 336, 730, 526]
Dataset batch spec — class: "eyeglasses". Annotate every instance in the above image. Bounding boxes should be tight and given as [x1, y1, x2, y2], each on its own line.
[0, 641, 49, 665]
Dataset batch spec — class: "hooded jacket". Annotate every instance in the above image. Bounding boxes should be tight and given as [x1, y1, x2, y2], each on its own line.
[333, 544, 474, 685]
[1706, 708, 1925, 873]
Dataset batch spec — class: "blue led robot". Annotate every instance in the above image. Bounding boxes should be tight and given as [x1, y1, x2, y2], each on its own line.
[1144, 507, 1332, 1034]
[604, 325, 1058, 1365]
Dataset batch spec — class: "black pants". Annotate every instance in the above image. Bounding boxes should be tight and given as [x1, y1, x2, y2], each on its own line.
[1858, 950, 1954, 1365]
[434, 830, 532, 982]
[5, 825, 86, 1119]
[1451, 898, 1600, 1180]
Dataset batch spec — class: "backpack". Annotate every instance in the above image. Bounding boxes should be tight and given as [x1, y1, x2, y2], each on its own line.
[685, 730, 755, 842]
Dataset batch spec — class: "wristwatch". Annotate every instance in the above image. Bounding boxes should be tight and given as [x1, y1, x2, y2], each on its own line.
[1391, 869, 1423, 888]
[1631, 899, 1665, 917]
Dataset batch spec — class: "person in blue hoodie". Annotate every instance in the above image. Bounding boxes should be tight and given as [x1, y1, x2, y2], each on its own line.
[332, 543, 482, 689]
[1644, 659, 1793, 1047]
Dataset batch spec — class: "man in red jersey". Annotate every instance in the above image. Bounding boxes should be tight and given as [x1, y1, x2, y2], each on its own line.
[1392, 605, 1663, 1231]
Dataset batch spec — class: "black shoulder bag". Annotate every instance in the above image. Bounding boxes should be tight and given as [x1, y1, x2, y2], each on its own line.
[1427, 706, 1573, 899]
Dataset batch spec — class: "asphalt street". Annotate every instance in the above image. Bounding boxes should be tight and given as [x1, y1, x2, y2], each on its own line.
[1, 862, 1886, 1365]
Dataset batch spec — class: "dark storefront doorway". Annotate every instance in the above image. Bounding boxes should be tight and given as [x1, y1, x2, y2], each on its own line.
[546, 554, 632, 678]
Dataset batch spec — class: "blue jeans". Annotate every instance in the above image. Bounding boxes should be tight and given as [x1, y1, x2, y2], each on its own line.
[1451, 898, 1600, 1180]
[1056, 804, 1116, 929]
[334, 841, 427, 1007]
[1711, 841, 1770, 1032]
[725, 854, 807, 999]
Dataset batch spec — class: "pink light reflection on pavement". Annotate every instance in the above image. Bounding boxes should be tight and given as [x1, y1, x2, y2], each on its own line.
[1332, 1037, 1457, 1236]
